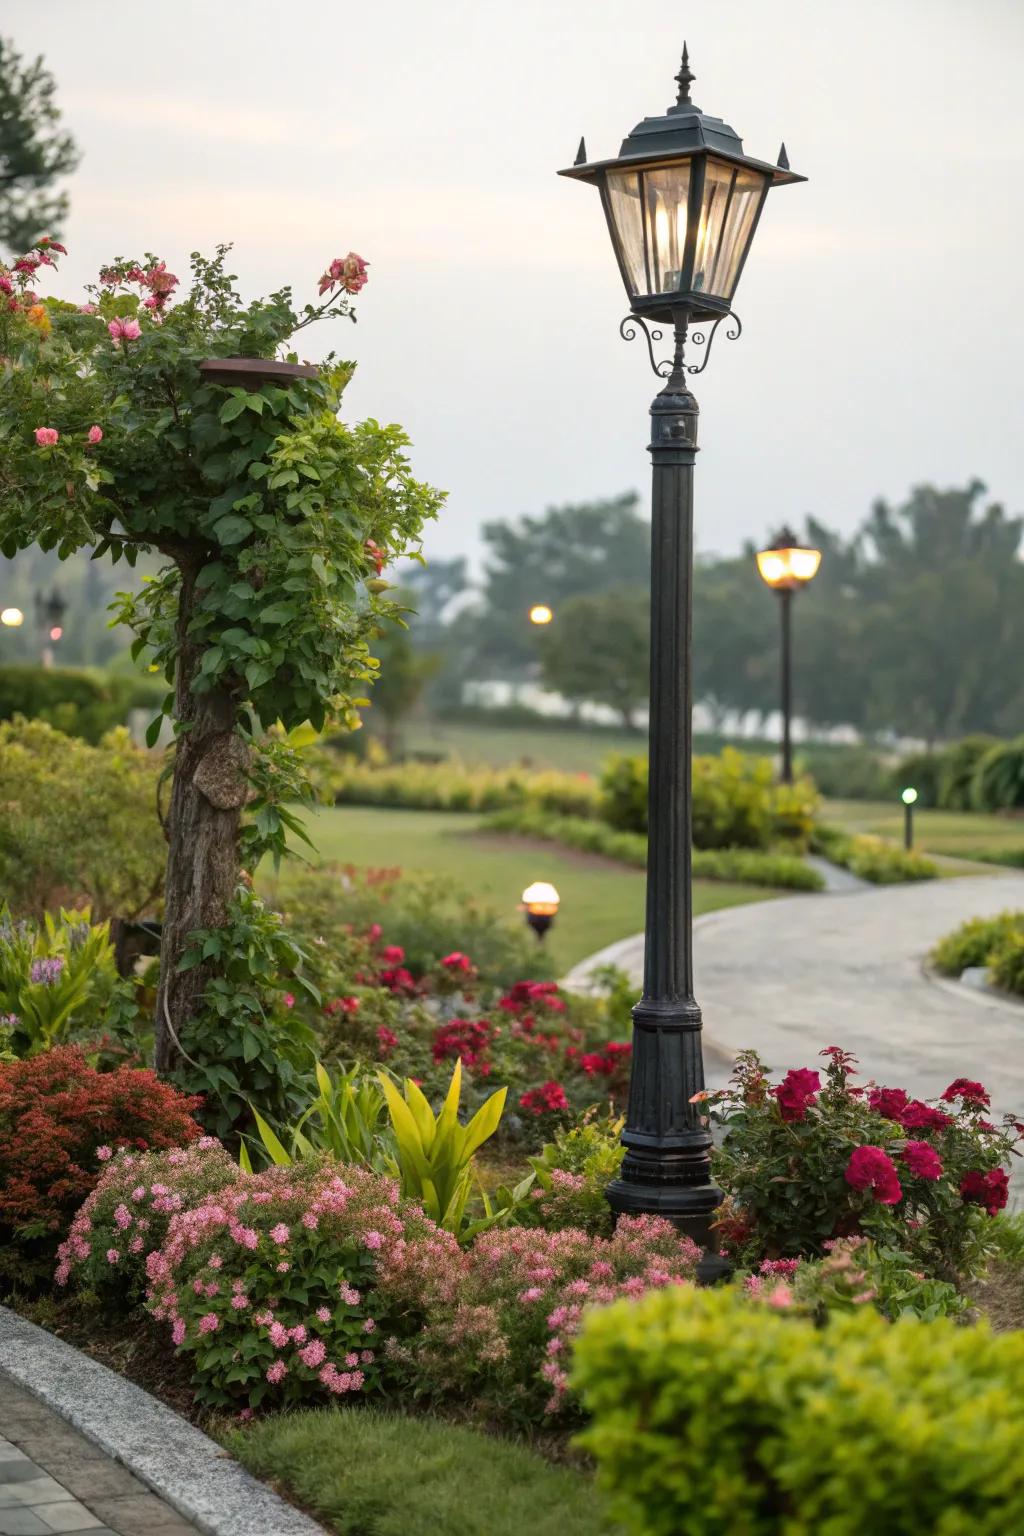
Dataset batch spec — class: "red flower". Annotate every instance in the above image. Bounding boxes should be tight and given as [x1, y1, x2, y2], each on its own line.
[898, 1100, 953, 1133]
[773, 1068, 821, 1123]
[381, 945, 405, 965]
[845, 1145, 903, 1204]
[376, 1026, 399, 1059]
[432, 1020, 492, 1070]
[440, 952, 473, 973]
[323, 996, 360, 1017]
[365, 539, 385, 576]
[901, 1140, 943, 1181]
[519, 1081, 569, 1117]
[960, 1168, 1009, 1216]
[819, 1046, 858, 1073]
[941, 1078, 990, 1110]
[867, 1087, 910, 1122]
[379, 966, 416, 994]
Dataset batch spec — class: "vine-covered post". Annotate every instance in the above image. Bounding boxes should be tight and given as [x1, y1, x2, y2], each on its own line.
[0, 242, 444, 1081]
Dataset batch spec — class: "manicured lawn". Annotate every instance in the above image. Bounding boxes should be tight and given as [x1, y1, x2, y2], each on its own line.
[225, 1407, 623, 1535]
[290, 805, 779, 972]
[823, 799, 1024, 867]
[390, 717, 644, 773]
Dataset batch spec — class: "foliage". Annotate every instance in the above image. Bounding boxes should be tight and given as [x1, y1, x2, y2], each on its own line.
[783, 1237, 969, 1323]
[169, 887, 320, 1141]
[146, 1159, 457, 1411]
[0, 904, 137, 1056]
[521, 1115, 625, 1237]
[973, 738, 1024, 812]
[225, 1406, 622, 1536]
[377, 1060, 509, 1238]
[0, 665, 165, 743]
[536, 585, 649, 730]
[0, 40, 79, 250]
[813, 824, 938, 882]
[244, 1061, 390, 1173]
[600, 747, 817, 851]
[0, 718, 165, 920]
[938, 734, 1000, 810]
[931, 911, 1024, 977]
[313, 749, 601, 818]
[708, 1047, 1019, 1279]
[572, 1284, 1024, 1536]
[275, 863, 553, 989]
[55, 1139, 238, 1305]
[891, 748, 943, 808]
[797, 744, 892, 801]
[386, 1215, 700, 1424]
[0, 1046, 201, 1285]
[483, 806, 824, 890]
[988, 928, 1024, 998]
[365, 619, 440, 753]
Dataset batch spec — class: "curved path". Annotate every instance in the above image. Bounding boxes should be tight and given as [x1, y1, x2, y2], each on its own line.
[568, 875, 1024, 1117]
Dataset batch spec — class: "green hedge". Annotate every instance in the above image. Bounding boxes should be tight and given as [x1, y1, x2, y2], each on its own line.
[483, 807, 824, 891]
[600, 747, 817, 850]
[893, 734, 1024, 813]
[932, 911, 1024, 996]
[0, 665, 164, 744]
[573, 1285, 1024, 1536]
[313, 752, 601, 817]
[813, 824, 938, 883]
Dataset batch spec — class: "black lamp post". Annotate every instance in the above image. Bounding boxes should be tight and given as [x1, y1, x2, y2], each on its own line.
[755, 529, 822, 783]
[560, 44, 804, 1270]
[901, 786, 918, 850]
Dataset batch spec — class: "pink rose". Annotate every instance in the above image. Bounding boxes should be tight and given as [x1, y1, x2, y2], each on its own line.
[87, 425, 103, 445]
[108, 317, 142, 343]
[34, 427, 59, 447]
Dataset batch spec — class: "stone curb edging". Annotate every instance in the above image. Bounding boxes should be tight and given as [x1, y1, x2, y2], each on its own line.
[922, 962, 1024, 1017]
[0, 1305, 324, 1536]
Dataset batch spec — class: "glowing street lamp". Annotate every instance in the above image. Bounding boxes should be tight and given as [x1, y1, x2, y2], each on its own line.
[901, 786, 918, 851]
[756, 527, 822, 783]
[560, 42, 804, 1272]
[0, 607, 24, 628]
[521, 881, 560, 941]
[529, 604, 554, 626]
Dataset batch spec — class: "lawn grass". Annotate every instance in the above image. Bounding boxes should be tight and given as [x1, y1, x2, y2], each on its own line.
[289, 805, 778, 973]
[392, 717, 644, 773]
[823, 799, 1024, 867]
[225, 1407, 623, 1536]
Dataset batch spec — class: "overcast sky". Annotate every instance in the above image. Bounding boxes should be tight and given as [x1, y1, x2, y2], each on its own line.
[24, 0, 1024, 567]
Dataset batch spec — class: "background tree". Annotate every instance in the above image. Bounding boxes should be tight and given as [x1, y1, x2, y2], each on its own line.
[0, 242, 443, 1072]
[367, 619, 440, 754]
[0, 39, 78, 250]
[537, 584, 649, 730]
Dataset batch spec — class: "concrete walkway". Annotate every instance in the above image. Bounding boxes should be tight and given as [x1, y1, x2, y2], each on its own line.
[569, 875, 1024, 1117]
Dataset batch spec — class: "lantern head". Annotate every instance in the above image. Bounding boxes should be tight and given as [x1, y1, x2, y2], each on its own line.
[756, 527, 822, 592]
[560, 44, 805, 324]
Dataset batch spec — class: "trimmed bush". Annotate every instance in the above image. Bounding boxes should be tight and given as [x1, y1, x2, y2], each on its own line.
[483, 808, 824, 890]
[989, 929, 1024, 997]
[938, 734, 999, 810]
[973, 738, 1024, 812]
[601, 747, 817, 850]
[813, 825, 938, 883]
[0, 719, 165, 920]
[931, 912, 1024, 977]
[891, 748, 942, 808]
[797, 745, 892, 801]
[313, 752, 601, 817]
[572, 1285, 1024, 1536]
[0, 665, 164, 744]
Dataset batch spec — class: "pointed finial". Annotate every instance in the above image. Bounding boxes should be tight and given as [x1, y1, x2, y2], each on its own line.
[675, 42, 696, 106]
[777, 142, 790, 170]
[574, 136, 587, 166]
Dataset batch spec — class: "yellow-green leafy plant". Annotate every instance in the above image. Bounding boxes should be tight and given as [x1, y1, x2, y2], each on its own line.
[241, 1061, 389, 1172]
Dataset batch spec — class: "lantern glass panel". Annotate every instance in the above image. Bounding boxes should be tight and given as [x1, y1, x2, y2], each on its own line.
[604, 171, 647, 296]
[694, 160, 769, 300]
[641, 163, 692, 293]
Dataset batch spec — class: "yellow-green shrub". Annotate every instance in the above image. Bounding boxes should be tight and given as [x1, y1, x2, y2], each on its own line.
[932, 912, 1024, 976]
[573, 1285, 1024, 1536]
[601, 747, 817, 850]
[312, 752, 601, 818]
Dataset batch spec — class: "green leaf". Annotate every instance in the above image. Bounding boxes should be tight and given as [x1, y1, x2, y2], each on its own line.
[219, 395, 249, 423]
[145, 714, 164, 748]
[212, 513, 253, 546]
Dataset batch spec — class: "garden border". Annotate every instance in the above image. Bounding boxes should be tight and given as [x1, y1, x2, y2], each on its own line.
[0, 1306, 324, 1536]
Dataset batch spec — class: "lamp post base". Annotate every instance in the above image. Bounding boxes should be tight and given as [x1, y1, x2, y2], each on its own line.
[607, 1172, 731, 1284]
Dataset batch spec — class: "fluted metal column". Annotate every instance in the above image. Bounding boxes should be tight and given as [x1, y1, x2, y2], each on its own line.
[607, 310, 726, 1276]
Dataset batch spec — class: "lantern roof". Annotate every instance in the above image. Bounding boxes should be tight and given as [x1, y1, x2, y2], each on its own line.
[560, 44, 805, 188]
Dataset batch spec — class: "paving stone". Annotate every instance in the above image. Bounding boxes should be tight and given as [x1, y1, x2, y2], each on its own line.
[46, 1466, 146, 1505]
[0, 1509, 51, 1536]
[0, 1470, 48, 1488]
[4, 1483, 72, 1509]
[30, 1504, 102, 1532]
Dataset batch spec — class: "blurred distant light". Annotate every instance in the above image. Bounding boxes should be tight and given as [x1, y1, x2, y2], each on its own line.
[529, 604, 553, 625]
[0, 607, 24, 628]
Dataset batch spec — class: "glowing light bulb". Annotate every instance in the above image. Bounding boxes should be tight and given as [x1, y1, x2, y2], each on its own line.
[529, 604, 553, 626]
[0, 607, 24, 628]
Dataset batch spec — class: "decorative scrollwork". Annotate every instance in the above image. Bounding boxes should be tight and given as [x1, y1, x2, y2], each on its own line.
[619, 315, 672, 379]
[685, 312, 742, 375]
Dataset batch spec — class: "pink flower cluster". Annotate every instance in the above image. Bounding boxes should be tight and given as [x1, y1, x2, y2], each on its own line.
[318, 252, 369, 297]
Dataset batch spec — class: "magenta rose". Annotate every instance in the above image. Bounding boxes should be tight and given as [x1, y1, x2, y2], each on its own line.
[773, 1068, 821, 1123]
[901, 1140, 943, 1181]
[845, 1145, 902, 1205]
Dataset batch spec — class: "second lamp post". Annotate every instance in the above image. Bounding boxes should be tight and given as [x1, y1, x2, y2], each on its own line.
[561, 45, 804, 1267]
[756, 530, 821, 783]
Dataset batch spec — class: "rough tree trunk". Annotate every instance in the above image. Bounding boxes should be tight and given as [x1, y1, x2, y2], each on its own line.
[154, 560, 250, 1073]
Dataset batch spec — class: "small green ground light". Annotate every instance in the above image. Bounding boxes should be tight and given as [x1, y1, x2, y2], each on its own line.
[901, 787, 918, 850]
